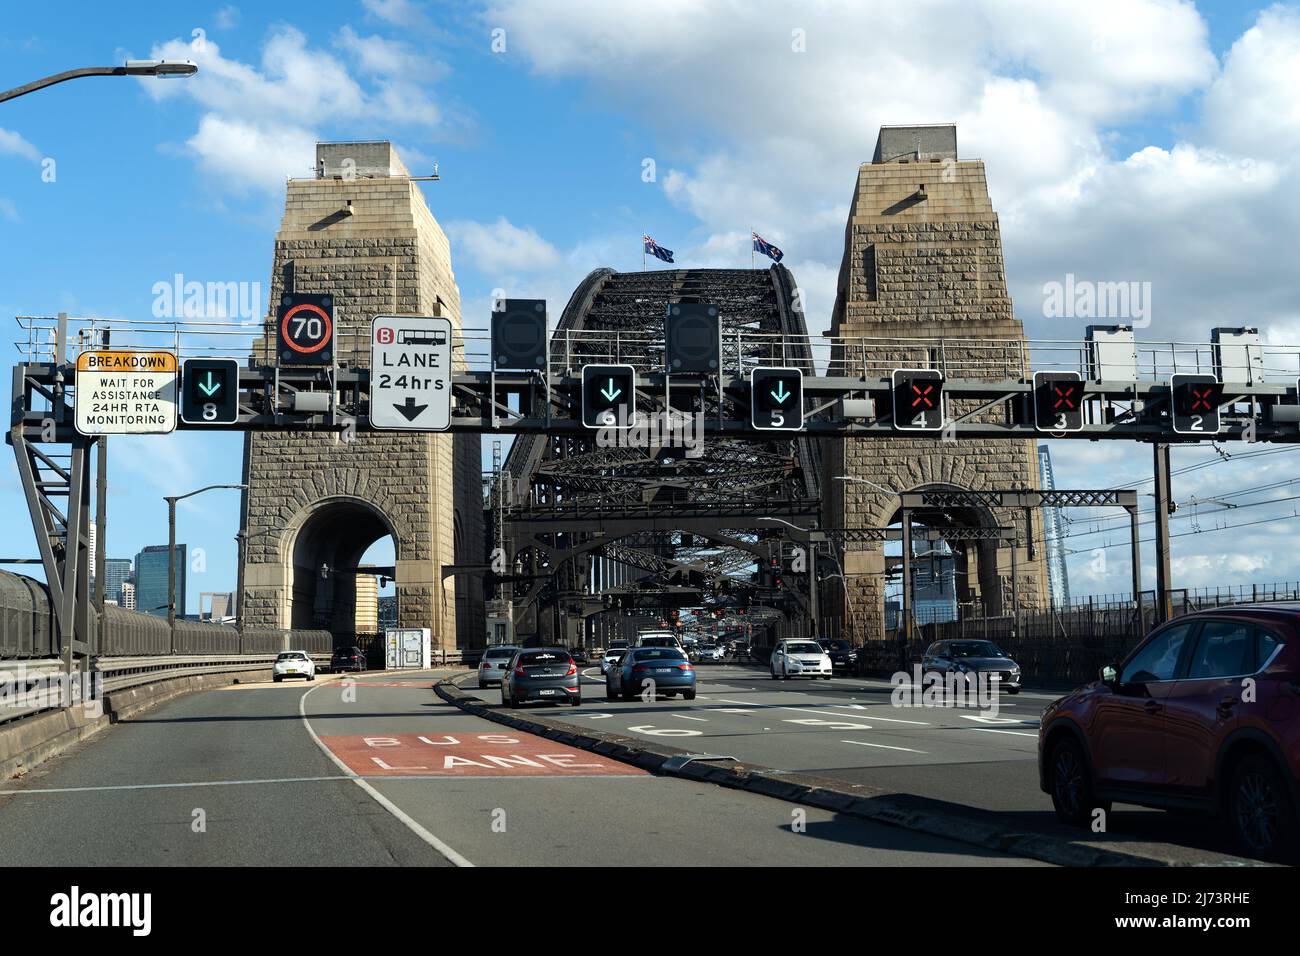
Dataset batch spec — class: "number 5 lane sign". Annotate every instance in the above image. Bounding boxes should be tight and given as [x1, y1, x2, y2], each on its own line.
[369, 315, 452, 431]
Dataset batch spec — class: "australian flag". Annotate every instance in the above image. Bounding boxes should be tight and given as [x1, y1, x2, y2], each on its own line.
[752, 231, 784, 263]
[643, 234, 674, 263]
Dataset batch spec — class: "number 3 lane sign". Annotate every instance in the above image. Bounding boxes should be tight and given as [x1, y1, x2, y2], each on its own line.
[369, 315, 453, 431]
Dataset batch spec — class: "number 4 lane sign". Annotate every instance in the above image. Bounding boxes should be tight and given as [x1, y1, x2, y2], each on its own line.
[369, 315, 453, 431]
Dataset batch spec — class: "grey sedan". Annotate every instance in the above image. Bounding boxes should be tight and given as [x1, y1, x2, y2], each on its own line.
[501, 647, 581, 708]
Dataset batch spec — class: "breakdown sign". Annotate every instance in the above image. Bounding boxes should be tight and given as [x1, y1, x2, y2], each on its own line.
[74, 350, 177, 436]
[369, 315, 452, 431]
[180, 358, 240, 425]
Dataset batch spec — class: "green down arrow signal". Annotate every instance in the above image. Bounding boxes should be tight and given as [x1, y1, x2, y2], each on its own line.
[770, 381, 791, 404]
[601, 378, 623, 402]
[199, 372, 221, 396]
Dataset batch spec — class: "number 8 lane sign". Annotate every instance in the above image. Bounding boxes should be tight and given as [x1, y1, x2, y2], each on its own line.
[369, 315, 453, 431]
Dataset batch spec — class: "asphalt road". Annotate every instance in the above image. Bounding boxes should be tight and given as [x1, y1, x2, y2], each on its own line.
[0, 670, 1041, 867]
[462, 662, 1264, 865]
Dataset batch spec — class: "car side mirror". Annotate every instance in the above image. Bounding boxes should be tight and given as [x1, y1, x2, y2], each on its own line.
[1100, 664, 1118, 686]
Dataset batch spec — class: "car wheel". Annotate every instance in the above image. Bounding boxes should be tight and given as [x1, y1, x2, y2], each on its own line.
[308, 673, 315, 681]
[571, 697, 581, 707]
[606, 681, 618, 702]
[1048, 737, 1107, 827]
[684, 689, 696, 701]
[622, 688, 637, 702]
[770, 667, 778, 680]
[1228, 754, 1298, 861]
[823, 675, 832, 681]
[508, 693, 519, 709]
[1007, 687, 1021, 695]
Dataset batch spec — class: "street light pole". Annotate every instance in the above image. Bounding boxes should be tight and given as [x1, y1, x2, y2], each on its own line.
[164, 484, 247, 653]
[1, 60, 197, 104]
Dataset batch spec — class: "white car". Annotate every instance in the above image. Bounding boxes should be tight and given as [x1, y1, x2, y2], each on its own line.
[273, 650, 316, 682]
[770, 640, 832, 680]
[601, 642, 630, 675]
[478, 645, 520, 687]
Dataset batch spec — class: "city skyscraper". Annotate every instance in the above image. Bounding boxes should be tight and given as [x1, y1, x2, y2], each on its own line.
[135, 544, 186, 619]
[1038, 446, 1071, 608]
[102, 559, 133, 607]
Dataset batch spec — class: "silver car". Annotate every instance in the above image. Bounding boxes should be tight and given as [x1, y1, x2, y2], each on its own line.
[478, 645, 521, 687]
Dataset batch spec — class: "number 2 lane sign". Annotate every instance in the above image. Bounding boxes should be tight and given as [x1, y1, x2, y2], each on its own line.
[369, 315, 453, 431]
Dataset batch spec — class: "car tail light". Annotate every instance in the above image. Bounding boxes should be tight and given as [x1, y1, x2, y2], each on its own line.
[566, 662, 577, 676]
[514, 665, 526, 677]
[678, 663, 694, 671]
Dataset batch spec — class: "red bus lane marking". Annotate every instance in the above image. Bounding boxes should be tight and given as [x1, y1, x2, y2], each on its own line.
[318, 733, 647, 777]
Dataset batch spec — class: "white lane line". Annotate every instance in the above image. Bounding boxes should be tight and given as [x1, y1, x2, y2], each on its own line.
[968, 728, 1039, 738]
[672, 714, 708, 721]
[840, 740, 928, 754]
[299, 682, 474, 868]
[0, 776, 348, 795]
[780, 705, 930, 726]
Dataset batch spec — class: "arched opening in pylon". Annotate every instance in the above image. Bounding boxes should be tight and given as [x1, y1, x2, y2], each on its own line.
[288, 497, 398, 636]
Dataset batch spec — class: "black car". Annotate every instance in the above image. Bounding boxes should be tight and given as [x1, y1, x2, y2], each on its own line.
[819, 639, 859, 674]
[921, 639, 1021, 693]
[330, 646, 366, 673]
[572, 647, 589, 665]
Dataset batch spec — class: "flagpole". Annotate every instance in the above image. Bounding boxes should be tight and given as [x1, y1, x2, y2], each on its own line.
[643, 232, 647, 272]
[750, 226, 755, 268]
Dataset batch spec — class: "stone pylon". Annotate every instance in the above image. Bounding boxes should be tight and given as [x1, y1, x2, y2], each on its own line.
[238, 142, 484, 652]
[824, 125, 1049, 643]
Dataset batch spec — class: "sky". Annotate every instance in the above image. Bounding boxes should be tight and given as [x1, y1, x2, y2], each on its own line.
[2, 0, 1300, 611]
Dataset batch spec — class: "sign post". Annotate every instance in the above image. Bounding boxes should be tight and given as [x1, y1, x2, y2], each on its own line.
[369, 315, 453, 431]
[74, 350, 177, 436]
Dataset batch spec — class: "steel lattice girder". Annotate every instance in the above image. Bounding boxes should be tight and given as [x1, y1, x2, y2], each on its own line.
[899, 489, 1138, 510]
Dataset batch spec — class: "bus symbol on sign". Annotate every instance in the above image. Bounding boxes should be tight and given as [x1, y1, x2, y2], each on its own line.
[369, 315, 453, 431]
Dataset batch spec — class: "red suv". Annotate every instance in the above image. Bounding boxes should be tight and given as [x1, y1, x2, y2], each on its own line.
[1038, 605, 1299, 861]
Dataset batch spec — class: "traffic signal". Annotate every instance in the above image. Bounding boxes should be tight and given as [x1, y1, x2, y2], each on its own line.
[180, 358, 240, 425]
[277, 293, 334, 364]
[750, 367, 803, 431]
[491, 299, 548, 369]
[665, 303, 720, 373]
[1032, 371, 1085, 433]
[581, 364, 636, 428]
[1171, 373, 1224, 435]
[891, 368, 944, 431]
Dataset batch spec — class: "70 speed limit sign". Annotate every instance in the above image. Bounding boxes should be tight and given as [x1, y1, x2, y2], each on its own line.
[277, 293, 334, 364]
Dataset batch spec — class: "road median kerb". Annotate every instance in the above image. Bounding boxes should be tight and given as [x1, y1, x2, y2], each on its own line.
[434, 673, 1182, 868]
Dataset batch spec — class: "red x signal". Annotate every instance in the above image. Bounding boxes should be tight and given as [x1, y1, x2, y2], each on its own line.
[1191, 387, 1215, 411]
[910, 383, 935, 408]
[1052, 384, 1080, 410]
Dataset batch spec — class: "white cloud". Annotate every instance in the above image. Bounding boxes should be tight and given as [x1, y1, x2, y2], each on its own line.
[447, 216, 563, 275]
[0, 198, 20, 223]
[185, 114, 318, 196]
[0, 127, 41, 163]
[145, 26, 446, 195]
[213, 5, 241, 30]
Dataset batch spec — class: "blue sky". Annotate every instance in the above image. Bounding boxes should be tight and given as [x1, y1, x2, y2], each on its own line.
[3, 0, 1300, 610]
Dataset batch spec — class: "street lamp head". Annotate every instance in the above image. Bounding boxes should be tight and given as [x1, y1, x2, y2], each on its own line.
[124, 59, 198, 78]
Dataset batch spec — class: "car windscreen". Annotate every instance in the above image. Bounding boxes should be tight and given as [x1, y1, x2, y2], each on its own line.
[277, 652, 307, 660]
[950, 642, 1001, 658]
[786, 643, 824, 655]
[640, 637, 677, 646]
[484, 647, 518, 659]
[518, 651, 570, 666]
[632, 648, 686, 662]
